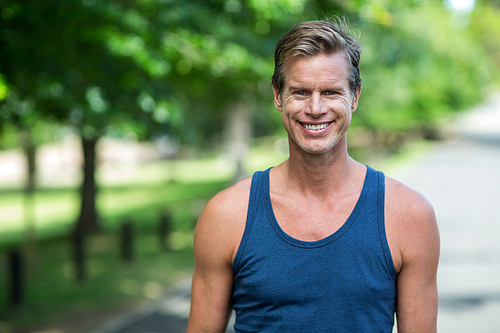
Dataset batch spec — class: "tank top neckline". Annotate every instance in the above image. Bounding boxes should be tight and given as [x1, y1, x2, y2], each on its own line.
[262, 166, 372, 248]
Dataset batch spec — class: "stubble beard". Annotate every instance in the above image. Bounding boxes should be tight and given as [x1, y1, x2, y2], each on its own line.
[290, 130, 346, 156]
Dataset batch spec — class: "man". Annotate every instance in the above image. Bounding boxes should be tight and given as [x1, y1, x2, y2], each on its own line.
[187, 18, 440, 332]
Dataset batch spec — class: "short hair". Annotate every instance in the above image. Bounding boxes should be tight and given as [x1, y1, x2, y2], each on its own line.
[271, 18, 362, 97]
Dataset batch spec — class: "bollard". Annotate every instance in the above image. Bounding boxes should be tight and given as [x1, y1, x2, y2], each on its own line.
[159, 211, 172, 251]
[121, 221, 134, 262]
[8, 248, 23, 307]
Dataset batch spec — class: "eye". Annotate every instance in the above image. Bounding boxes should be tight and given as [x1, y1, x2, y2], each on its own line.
[325, 91, 336, 96]
[296, 90, 306, 96]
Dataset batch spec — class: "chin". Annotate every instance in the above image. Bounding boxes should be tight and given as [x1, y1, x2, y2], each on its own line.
[301, 146, 334, 155]
[295, 141, 337, 155]
[292, 134, 347, 156]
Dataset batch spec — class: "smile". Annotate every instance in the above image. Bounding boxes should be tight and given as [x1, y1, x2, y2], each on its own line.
[303, 122, 331, 131]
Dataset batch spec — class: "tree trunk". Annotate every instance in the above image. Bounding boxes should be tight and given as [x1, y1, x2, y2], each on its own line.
[20, 129, 37, 280]
[75, 135, 100, 233]
[225, 100, 252, 182]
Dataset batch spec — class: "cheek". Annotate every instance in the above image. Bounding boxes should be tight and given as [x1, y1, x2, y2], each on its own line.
[281, 111, 289, 126]
[281, 112, 295, 132]
[283, 99, 304, 115]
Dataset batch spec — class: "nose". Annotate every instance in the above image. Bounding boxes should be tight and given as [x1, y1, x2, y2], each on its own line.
[306, 92, 326, 118]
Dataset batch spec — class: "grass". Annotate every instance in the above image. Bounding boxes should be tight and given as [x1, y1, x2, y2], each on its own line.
[0, 181, 228, 249]
[0, 140, 287, 332]
[0, 183, 218, 332]
[0, 231, 197, 332]
[0, 139, 287, 243]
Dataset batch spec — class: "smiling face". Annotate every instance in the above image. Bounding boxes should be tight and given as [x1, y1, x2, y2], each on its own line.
[273, 52, 361, 156]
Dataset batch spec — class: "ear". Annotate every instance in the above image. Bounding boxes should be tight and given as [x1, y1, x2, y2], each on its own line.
[351, 84, 362, 113]
[273, 85, 283, 112]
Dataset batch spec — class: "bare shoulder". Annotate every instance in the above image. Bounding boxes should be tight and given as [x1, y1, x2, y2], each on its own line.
[384, 177, 440, 330]
[198, 176, 252, 230]
[188, 178, 252, 332]
[194, 176, 252, 265]
[384, 176, 440, 272]
[385, 176, 436, 220]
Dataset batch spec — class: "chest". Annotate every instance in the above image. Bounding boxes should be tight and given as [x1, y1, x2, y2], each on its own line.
[232, 220, 397, 330]
[270, 191, 359, 242]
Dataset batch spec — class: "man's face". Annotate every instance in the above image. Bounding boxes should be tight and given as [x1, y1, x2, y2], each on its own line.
[273, 52, 360, 156]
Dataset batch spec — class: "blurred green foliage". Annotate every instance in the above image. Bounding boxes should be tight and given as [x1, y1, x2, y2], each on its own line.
[1, 0, 499, 231]
[355, 3, 496, 141]
[0, 0, 497, 148]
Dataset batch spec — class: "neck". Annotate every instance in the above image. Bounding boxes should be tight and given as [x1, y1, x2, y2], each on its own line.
[282, 136, 360, 196]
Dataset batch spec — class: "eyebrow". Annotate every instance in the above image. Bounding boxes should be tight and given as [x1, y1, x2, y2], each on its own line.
[286, 84, 347, 93]
[287, 86, 304, 92]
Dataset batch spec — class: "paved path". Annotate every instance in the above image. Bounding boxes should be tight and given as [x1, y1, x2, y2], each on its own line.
[387, 95, 500, 332]
[93, 95, 500, 332]
[387, 138, 500, 332]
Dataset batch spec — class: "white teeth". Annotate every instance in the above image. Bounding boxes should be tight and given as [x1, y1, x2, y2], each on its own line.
[304, 123, 329, 131]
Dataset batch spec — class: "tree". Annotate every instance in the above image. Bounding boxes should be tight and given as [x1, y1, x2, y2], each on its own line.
[0, 0, 346, 234]
[347, 0, 494, 150]
[1, 0, 173, 233]
[1, 0, 497, 238]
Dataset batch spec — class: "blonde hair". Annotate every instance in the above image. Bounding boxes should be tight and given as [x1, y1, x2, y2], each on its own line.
[272, 17, 362, 96]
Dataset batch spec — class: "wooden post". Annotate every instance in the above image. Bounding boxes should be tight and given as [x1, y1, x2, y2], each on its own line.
[121, 221, 134, 262]
[8, 249, 23, 307]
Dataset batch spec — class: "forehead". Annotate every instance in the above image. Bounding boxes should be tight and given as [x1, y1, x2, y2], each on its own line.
[283, 52, 349, 87]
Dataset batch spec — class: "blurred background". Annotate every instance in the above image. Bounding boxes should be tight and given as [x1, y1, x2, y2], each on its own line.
[0, 0, 499, 332]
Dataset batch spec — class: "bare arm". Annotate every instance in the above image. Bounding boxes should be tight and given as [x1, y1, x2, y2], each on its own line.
[186, 180, 249, 332]
[386, 180, 440, 333]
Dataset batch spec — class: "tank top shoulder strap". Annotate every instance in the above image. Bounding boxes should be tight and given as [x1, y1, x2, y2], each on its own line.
[232, 168, 271, 270]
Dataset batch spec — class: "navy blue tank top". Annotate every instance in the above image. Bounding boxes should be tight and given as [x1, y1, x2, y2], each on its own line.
[231, 166, 397, 332]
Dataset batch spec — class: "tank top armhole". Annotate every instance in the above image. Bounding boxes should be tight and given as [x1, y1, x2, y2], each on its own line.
[376, 170, 397, 281]
[232, 170, 263, 272]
